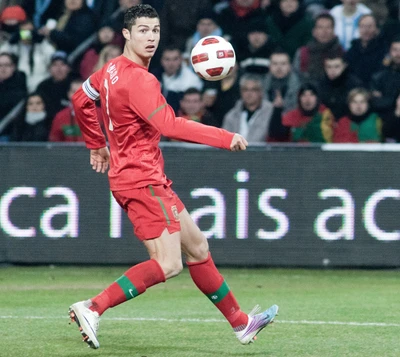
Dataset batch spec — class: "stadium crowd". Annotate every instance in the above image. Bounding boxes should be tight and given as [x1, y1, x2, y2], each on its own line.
[0, 0, 399, 143]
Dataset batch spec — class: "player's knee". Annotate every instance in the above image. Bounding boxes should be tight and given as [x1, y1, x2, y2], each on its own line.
[186, 239, 209, 262]
[161, 259, 183, 279]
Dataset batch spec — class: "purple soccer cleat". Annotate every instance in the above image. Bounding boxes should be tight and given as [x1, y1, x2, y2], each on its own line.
[235, 304, 279, 344]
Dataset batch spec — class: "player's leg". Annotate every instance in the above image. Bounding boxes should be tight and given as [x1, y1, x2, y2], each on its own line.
[179, 208, 278, 344]
[179, 208, 249, 328]
[69, 185, 183, 348]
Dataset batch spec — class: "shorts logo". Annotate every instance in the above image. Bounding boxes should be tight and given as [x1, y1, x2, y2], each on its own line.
[171, 205, 179, 221]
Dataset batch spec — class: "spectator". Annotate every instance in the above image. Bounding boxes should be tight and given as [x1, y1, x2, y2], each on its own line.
[202, 62, 241, 127]
[21, 0, 64, 28]
[177, 87, 218, 127]
[0, 52, 27, 141]
[0, 19, 56, 92]
[49, 78, 96, 142]
[107, 0, 142, 34]
[0, 5, 27, 46]
[293, 13, 343, 84]
[382, 91, 400, 142]
[319, 53, 363, 120]
[183, 9, 222, 62]
[381, 0, 400, 44]
[222, 72, 274, 142]
[236, 19, 276, 75]
[304, 0, 329, 18]
[283, 83, 335, 142]
[265, 0, 313, 59]
[160, 0, 212, 51]
[93, 44, 122, 72]
[36, 51, 74, 120]
[370, 37, 400, 118]
[333, 87, 382, 142]
[38, 0, 97, 54]
[216, 0, 265, 46]
[11, 92, 51, 141]
[264, 50, 302, 141]
[79, 25, 121, 79]
[329, 0, 371, 51]
[152, 46, 203, 114]
[86, 0, 119, 27]
[345, 14, 387, 87]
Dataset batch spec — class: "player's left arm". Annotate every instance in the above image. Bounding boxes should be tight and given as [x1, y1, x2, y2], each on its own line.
[129, 73, 246, 151]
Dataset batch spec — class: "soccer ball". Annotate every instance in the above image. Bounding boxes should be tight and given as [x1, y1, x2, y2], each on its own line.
[190, 36, 236, 81]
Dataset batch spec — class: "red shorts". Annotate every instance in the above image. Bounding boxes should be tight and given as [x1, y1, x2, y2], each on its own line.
[112, 184, 185, 241]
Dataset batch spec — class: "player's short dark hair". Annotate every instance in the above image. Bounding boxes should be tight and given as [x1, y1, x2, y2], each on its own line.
[269, 48, 290, 61]
[324, 52, 345, 63]
[123, 4, 159, 31]
[314, 13, 335, 27]
[0, 52, 18, 66]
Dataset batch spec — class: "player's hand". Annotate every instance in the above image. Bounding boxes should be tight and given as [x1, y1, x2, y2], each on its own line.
[230, 133, 248, 152]
[90, 147, 110, 173]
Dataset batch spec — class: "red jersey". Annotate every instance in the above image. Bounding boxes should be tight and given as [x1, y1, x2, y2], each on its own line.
[72, 55, 234, 191]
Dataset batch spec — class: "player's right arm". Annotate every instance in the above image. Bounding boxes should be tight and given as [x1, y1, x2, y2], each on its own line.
[72, 71, 107, 150]
[72, 71, 110, 173]
[129, 72, 247, 151]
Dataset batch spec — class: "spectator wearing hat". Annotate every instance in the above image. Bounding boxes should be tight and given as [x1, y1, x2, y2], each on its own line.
[345, 14, 388, 88]
[38, 0, 97, 54]
[265, 0, 313, 60]
[282, 83, 335, 143]
[293, 13, 343, 84]
[236, 19, 276, 75]
[36, 51, 74, 120]
[0, 19, 56, 92]
[0, 51, 27, 141]
[183, 9, 222, 62]
[0, 5, 27, 46]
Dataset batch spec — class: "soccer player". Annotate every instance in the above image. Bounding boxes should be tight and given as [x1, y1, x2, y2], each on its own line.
[69, 4, 278, 349]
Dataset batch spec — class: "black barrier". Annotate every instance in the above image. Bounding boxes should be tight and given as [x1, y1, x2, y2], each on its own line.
[1, 143, 400, 267]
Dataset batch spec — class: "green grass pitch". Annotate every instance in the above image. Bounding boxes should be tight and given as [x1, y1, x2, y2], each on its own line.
[0, 266, 399, 357]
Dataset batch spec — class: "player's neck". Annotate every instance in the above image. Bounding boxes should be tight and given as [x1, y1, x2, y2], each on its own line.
[123, 48, 151, 69]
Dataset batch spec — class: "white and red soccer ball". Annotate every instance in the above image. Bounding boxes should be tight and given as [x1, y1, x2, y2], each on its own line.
[190, 35, 236, 81]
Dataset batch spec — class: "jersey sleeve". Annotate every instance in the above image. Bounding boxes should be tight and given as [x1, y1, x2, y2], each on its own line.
[128, 71, 234, 150]
[72, 69, 107, 149]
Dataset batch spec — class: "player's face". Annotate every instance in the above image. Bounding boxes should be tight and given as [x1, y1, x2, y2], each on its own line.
[300, 90, 318, 111]
[313, 18, 335, 44]
[126, 17, 160, 60]
[349, 94, 368, 116]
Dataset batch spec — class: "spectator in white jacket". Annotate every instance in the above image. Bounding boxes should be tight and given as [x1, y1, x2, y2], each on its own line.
[0, 19, 55, 92]
[329, 0, 371, 51]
